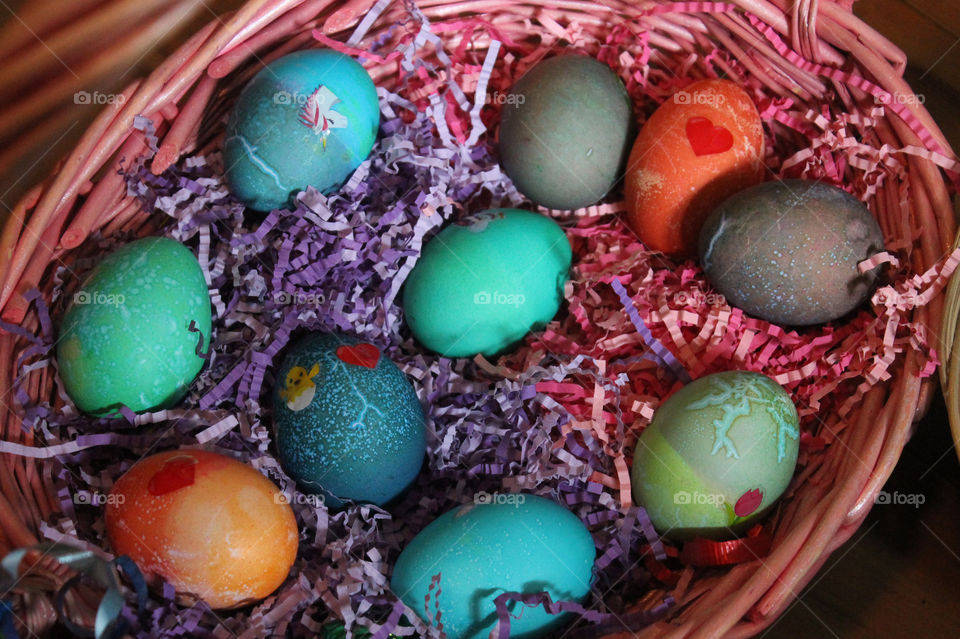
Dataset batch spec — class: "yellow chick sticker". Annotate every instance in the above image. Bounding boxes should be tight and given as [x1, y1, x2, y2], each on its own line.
[279, 363, 320, 411]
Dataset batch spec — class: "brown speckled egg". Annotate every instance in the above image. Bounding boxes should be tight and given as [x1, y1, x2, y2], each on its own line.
[105, 450, 298, 609]
[698, 179, 885, 326]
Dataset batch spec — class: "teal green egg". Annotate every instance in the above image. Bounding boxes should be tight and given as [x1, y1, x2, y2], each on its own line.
[631, 371, 800, 540]
[499, 55, 634, 210]
[272, 333, 425, 507]
[402, 209, 572, 357]
[224, 49, 380, 211]
[391, 494, 595, 639]
[57, 237, 212, 416]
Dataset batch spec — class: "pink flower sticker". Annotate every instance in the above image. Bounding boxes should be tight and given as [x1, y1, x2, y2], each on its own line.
[734, 488, 763, 518]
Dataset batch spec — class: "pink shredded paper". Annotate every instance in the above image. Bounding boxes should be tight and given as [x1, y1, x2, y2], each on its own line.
[2, 1, 958, 638]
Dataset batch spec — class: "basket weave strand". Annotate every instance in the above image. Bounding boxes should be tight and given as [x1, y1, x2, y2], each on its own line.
[1, 1, 958, 637]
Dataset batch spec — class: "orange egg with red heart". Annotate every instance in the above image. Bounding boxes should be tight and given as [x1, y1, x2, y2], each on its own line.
[105, 449, 298, 610]
[624, 79, 765, 257]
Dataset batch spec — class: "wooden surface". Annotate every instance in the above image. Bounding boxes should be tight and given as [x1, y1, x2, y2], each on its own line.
[855, 0, 960, 93]
[2, 2, 960, 638]
[773, 5, 960, 635]
[771, 387, 960, 637]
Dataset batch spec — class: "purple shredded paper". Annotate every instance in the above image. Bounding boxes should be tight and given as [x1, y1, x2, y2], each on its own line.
[0, 4, 679, 638]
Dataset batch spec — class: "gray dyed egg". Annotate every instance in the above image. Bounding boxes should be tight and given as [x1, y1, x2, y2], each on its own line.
[698, 179, 885, 326]
[499, 55, 634, 210]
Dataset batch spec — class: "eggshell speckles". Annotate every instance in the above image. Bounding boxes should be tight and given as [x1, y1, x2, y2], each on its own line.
[224, 49, 379, 211]
[56, 237, 212, 416]
[624, 79, 765, 256]
[631, 371, 800, 540]
[402, 209, 572, 357]
[105, 450, 298, 609]
[698, 179, 886, 326]
[499, 55, 634, 210]
[391, 495, 595, 639]
[273, 333, 426, 507]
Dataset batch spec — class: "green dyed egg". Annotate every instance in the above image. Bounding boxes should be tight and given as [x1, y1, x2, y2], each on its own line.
[391, 494, 595, 639]
[631, 371, 800, 540]
[499, 55, 634, 210]
[57, 237, 212, 416]
[402, 209, 571, 358]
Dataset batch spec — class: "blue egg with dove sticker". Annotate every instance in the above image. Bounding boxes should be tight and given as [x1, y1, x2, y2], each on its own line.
[272, 333, 426, 507]
[224, 49, 380, 211]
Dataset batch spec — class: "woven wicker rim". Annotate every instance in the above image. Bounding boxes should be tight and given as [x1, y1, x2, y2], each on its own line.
[1, 0, 957, 637]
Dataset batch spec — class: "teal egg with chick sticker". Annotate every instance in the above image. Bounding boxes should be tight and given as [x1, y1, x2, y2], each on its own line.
[56, 237, 212, 416]
[272, 333, 426, 507]
[391, 494, 595, 639]
[224, 49, 380, 211]
[402, 208, 572, 358]
[631, 371, 800, 540]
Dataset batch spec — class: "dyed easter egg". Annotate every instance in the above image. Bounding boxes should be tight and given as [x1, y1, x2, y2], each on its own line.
[57, 237, 211, 416]
[224, 49, 379, 211]
[632, 371, 800, 540]
[499, 55, 634, 210]
[699, 179, 885, 326]
[105, 449, 298, 609]
[403, 209, 571, 357]
[391, 494, 595, 639]
[273, 333, 425, 506]
[624, 79, 765, 256]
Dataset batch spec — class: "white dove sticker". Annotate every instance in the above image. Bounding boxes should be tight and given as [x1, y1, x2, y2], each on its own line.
[298, 85, 348, 149]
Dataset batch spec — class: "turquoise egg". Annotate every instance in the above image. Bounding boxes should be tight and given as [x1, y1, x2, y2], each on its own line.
[224, 49, 380, 211]
[57, 237, 212, 416]
[272, 333, 425, 507]
[402, 209, 572, 357]
[631, 371, 800, 540]
[391, 494, 595, 639]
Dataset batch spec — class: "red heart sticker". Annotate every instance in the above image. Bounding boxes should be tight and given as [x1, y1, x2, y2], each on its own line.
[336, 343, 380, 369]
[685, 116, 734, 156]
[148, 456, 197, 496]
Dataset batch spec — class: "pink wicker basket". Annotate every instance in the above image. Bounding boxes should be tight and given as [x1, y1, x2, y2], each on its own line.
[1, 0, 958, 637]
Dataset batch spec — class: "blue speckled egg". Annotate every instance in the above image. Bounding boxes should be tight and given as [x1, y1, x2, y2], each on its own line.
[57, 237, 212, 416]
[391, 494, 595, 639]
[272, 333, 425, 506]
[224, 49, 380, 211]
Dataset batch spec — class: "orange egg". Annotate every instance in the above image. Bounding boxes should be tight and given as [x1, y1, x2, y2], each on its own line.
[105, 449, 298, 610]
[624, 78, 765, 256]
